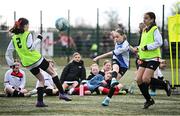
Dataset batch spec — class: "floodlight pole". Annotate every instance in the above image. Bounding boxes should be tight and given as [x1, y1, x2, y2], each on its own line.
[128, 6, 131, 69]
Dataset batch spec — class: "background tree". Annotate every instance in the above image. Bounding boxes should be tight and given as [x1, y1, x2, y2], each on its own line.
[171, 2, 180, 15]
[104, 9, 119, 30]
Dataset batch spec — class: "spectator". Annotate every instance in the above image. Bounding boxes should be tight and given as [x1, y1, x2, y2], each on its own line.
[43, 36, 53, 56]
[69, 71, 124, 95]
[83, 34, 91, 56]
[98, 71, 124, 95]
[149, 59, 167, 96]
[4, 61, 27, 97]
[90, 43, 98, 58]
[58, 32, 76, 56]
[87, 63, 105, 80]
[101, 60, 112, 73]
[163, 38, 169, 51]
[60, 52, 86, 92]
[74, 31, 83, 54]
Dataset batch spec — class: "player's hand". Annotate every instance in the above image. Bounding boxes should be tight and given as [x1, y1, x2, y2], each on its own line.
[101, 80, 107, 85]
[141, 47, 145, 51]
[37, 34, 43, 40]
[141, 45, 147, 51]
[132, 47, 138, 53]
[93, 57, 99, 62]
[137, 59, 143, 65]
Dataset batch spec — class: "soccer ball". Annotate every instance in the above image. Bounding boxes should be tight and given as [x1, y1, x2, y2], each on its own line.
[55, 18, 70, 31]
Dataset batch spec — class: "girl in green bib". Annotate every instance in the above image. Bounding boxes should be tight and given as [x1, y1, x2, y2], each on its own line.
[6, 18, 71, 107]
[132, 12, 171, 109]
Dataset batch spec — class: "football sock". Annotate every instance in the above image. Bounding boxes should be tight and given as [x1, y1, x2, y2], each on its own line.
[111, 71, 118, 78]
[37, 87, 44, 102]
[150, 78, 166, 89]
[138, 83, 151, 101]
[18, 92, 24, 97]
[12, 90, 19, 97]
[107, 87, 115, 98]
[52, 76, 64, 94]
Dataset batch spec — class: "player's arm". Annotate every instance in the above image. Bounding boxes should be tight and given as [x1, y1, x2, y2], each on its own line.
[60, 64, 70, 83]
[27, 33, 42, 51]
[93, 51, 112, 62]
[5, 40, 15, 66]
[4, 70, 13, 88]
[19, 70, 26, 90]
[129, 45, 138, 53]
[80, 64, 86, 81]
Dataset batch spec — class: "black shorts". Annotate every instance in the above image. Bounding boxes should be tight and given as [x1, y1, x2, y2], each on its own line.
[112, 59, 128, 76]
[139, 60, 160, 71]
[30, 58, 49, 76]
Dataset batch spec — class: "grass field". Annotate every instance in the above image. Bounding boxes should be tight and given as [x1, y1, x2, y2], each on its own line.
[0, 64, 180, 115]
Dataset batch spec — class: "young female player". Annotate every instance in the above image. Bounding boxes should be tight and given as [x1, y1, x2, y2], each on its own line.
[93, 29, 129, 106]
[5, 18, 71, 107]
[133, 12, 171, 109]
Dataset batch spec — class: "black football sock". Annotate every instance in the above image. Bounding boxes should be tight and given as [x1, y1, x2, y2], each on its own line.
[107, 87, 115, 98]
[37, 87, 44, 102]
[150, 78, 166, 89]
[45, 89, 53, 96]
[138, 83, 151, 101]
[150, 85, 156, 92]
[18, 92, 24, 97]
[158, 76, 164, 80]
[111, 71, 118, 79]
[12, 90, 19, 97]
[52, 76, 64, 94]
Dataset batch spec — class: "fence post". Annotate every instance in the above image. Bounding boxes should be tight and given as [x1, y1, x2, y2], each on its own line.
[128, 6, 131, 69]
[40, 10, 43, 54]
[96, 8, 100, 64]
[162, 4, 165, 58]
[67, 9, 70, 63]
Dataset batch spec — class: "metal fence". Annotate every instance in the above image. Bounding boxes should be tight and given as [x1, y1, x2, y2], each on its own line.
[0, 7, 179, 65]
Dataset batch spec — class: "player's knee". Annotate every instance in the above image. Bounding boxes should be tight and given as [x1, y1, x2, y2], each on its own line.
[142, 77, 151, 84]
[98, 86, 103, 91]
[38, 79, 45, 86]
[48, 70, 57, 77]
[136, 77, 143, 85]
[73, 81, 79, 87]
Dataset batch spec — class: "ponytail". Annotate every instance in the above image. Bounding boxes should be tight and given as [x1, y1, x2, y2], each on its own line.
[9, 18, 29, 34]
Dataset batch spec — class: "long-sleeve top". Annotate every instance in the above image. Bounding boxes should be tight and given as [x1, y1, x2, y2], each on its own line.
[5, 33, 43, 69]
[60, 60, 86, 83]
[4, 69, 26, 89]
